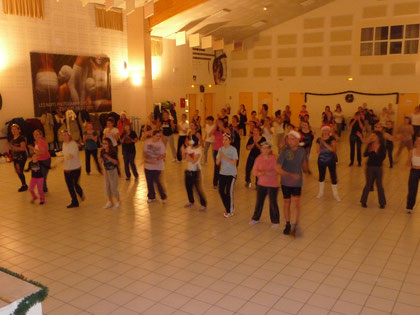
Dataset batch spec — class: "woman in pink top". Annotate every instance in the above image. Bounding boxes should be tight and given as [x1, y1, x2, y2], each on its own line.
[249, 141, 280, 227]
[212, 118, 226, 188]
[28, 129, 51, 192]
[117, 112, 131, 136]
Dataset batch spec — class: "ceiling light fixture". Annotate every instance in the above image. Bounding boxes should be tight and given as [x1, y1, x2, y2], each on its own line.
[211, 9, 231, 18]
[251, 20, 267, 28]
[300, 0, 315, 7]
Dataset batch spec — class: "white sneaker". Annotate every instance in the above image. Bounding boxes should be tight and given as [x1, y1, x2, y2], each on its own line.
[223, 212, 231, 218]
[199, 206, 207, 211]
[249, 220, 259, 225]
[271, 224, 280, 229]
[147, 199, 156, 203]
[184, 203, 194, 208]
[103, 201, 113, 209]
[113, 202, 120, 209]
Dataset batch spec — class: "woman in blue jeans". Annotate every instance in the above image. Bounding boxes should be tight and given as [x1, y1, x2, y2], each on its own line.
[121, 124, 139, 180]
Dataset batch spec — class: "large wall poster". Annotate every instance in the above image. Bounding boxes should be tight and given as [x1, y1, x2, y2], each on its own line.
[213, 51, 227, 85]
[30, 52, 112, 116]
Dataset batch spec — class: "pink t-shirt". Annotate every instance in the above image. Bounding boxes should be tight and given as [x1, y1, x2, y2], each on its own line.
[35, 139, 50, 161]
[213, 129, 224, 151]
[253, 154, 279, 188]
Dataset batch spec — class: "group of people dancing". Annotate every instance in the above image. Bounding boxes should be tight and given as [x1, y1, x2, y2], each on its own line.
[7, 102, 420, 238]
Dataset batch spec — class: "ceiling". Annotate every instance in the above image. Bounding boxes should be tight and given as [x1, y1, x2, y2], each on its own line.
[150, 0, 336, 44]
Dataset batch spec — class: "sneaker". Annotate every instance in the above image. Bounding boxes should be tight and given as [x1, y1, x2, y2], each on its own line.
[184, 203, 194, 208]
[223, 212, 231, 218]
[30, 199, 36, 204]
[199, 206, 207, 211]
[67, 203, 79, 208]
[161, 199, 167, 204]
[245, 182, 251, 188]
[134, 176, 139, 180]
[348, 163, 353, 167]
[113, 202, 120, 209]
[283, 224, 291, 235]
[379, 205, 385, 209]
[249, 220, 259, 225]
[87, 172, 90, 175]
[271, 223, 280, 229]
[43, 188, 48, 193]
[18, 185, 28, 192]
[40, 201, 45, 205]
[172, 159, 177, 162]
[147, 199, 156, 203]
[103, 201, 113, 209]
[126, 177, 130, 181]
[80, 194, 86, 201]
[407, 209, 413, 214]
[361, 202, 367, 208]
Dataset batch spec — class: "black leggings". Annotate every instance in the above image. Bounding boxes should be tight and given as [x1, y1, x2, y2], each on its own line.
[64, 168, 83, 205]
[407, 168, 420, 210]
[252, 186, 280, 223]
[14, 159, 27, 186]
[218, 174, 236, 213]
[39, 158, 51, 191]
[185, 170, 206, 206]
[177, 135, 187, 162]
[213, 150, 220, 186]
[350, 137, 362, 165]
[85, 149, 101, 174]
[386, 141, 393, 167]
[144, 169, 166, 200]
[318, 161, 337, 184]
[245, 155, 257, 183]
[361, 166, 386, 206]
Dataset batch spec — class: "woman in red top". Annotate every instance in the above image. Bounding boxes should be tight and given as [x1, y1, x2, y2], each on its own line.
[28, 129, 51, 192]
[249, 142, 280, 227]
[117, 112, 131, 136]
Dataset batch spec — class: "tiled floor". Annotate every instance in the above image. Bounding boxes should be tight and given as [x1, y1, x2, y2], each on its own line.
[1, 133, 420, 315]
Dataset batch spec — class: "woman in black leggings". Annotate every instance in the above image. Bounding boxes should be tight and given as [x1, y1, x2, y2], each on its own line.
[8, 124, 28, 192]
[316, 126, 340, 201]
[407, 136, 420, 214]
[349, 112, 364, 166]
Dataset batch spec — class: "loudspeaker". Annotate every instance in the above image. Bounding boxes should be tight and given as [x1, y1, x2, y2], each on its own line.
[199, 85, 205, 93]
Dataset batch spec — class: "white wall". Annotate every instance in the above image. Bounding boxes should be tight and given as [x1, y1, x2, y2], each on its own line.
[0, 0, 129, 136]
[226, 0, 420, 127]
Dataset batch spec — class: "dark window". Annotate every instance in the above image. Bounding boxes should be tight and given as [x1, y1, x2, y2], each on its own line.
[361, 28, 374, 41]
[390, 25, 403, 39]
[374, 42, 387, 55]
[405, 40, 419, 54]
[406, 24, 420, 39]
[360, 42, 373, 56]
[375, 26, 389, 40]
[390, 41, 402, 54]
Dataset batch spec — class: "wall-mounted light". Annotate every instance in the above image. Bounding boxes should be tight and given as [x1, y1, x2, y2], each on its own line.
[347, 77, 354, 81]
[191, 84, 195, 88]
[263, 7, 267, 11]
[208, 84, 212, 88]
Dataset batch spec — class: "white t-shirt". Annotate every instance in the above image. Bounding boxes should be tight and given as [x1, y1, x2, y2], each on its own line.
[185, 146, 202, 171]
[179, 122, 189, 136]
[272, 121, 284, 135]
[412, 113, 420, 126]
[103, 127, 119, 146]
[205, 124, 216, 143]
[144, 140, 166, 171]
[334, 112, 344, 123]
[63, 141, 81, 170]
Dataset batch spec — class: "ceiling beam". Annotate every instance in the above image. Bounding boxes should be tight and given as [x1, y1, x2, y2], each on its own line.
[149, 0, 210, 28]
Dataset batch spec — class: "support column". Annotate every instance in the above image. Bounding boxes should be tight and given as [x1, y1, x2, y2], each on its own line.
[126, 7, 153, 119]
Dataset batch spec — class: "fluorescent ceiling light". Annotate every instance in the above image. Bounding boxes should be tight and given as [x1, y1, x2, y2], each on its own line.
[251, 20, 267, 28]
[300, 0, 315, 7]
[211, 9, 231, 18]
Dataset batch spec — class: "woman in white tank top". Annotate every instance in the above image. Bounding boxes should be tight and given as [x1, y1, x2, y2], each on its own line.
[406, 136, 420, 213]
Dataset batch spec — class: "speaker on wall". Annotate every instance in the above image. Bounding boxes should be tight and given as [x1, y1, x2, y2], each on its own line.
[199, 85, 205, 93]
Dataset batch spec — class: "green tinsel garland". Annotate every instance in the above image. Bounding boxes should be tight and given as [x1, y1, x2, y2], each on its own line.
[0, 267, 48, 315]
